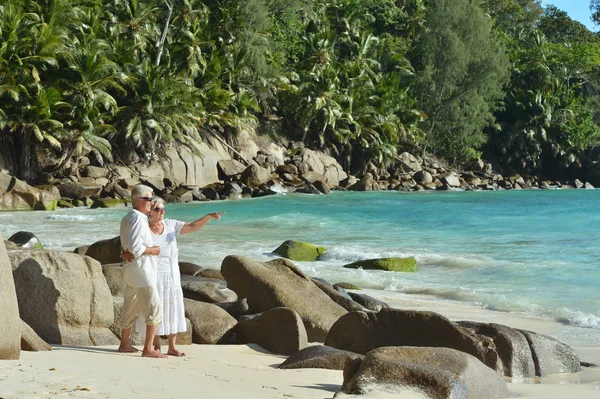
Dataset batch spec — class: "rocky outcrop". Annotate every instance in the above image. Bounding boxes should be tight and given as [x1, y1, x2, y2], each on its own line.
[221, 255, 348, 342]
[0, 173, 60, 211]
[347, 292, 389, 312]
[279, 345, 363, 370]
[341, 346, 510, 399]
[10, 250, 118, 346]
[0, 233, 21, 359]
[236, 307, 308, 355]
[272, 240, 326, 262]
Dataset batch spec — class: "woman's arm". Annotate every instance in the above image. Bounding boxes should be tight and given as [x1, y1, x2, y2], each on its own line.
[180, 212, 225, 235]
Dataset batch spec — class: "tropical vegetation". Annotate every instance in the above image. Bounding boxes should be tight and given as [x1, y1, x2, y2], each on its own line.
[1, 0, 600, 181]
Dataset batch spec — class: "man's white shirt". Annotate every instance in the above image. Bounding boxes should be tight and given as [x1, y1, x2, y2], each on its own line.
[120, 209, 157, 287]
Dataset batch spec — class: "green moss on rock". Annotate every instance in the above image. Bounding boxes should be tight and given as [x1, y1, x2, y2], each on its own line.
[273, 240, 327, 262]
[90, 198, 128, 209]
[343, 257, 418, 272]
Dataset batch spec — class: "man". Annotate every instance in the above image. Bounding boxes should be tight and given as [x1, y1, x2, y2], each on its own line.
[118, 184, 166, 358]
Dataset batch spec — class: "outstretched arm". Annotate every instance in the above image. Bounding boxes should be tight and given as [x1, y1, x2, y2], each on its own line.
[180, 212, 225, 235]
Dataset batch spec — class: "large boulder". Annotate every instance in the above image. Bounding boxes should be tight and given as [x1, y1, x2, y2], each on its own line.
[347, 292, 389, 312]
[10, 250, 118, 346]
[292, 149, 347, 186]
[102, 263, 125, 297]
[221, 255, 348, 342]
[85, 236, 122, 265]
[519, 328, 581, 376]
[236, 307, 308, 355]
[240, 164, 272, 187]
[325, 308, 501, 372]
[311, 278, 365, 312]
[0, 174, 60, 211]
[342, 346, 510, 399]
[279, 345, 363, 370]
[343, 257, 418, 272]
[183, 298, 237, 344]
[0, 233, 21, 359]
[272, 240, 326, 262]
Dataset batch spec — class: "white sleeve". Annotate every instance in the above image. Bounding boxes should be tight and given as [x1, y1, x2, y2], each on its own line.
[165, 219, 186, 235]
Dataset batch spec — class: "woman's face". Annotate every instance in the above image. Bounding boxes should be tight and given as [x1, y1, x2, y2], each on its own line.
[150, 204, 166, 223]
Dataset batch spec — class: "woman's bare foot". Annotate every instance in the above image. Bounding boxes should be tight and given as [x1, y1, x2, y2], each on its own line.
[167, 348, 185, 357]
[142, 349, 167, 358]
[118, 345, 140, 353]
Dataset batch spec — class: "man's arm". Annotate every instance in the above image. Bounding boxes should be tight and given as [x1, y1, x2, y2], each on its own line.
[126, 214, 152, 258]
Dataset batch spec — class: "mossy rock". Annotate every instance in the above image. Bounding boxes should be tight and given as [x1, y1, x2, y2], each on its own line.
[272, 240, 327, 262]
[343, 257, 418, 272]
[57, 199, 75, 208]
[90, 198, 128, 209]
[333, 282, 361, 290]
[34, 199, 58, 211]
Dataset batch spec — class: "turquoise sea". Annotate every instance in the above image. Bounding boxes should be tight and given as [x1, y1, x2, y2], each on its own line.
[2, 189, 599, 346]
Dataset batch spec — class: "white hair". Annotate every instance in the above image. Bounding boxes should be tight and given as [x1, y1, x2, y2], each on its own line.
[151, 196, 165, 210]
[131, 184, 153, 201]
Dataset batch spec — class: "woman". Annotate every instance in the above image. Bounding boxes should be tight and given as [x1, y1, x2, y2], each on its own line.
[123, 197, 224, 356]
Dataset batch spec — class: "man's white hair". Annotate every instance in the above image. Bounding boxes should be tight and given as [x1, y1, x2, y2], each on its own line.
[131, 184, 153, 201]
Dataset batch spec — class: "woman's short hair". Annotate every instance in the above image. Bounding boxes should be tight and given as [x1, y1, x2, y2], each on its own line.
[131, 184, 154, 201]
[151, 196, 165, 210]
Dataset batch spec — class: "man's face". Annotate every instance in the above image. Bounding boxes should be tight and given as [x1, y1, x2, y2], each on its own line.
[134, 191, 154, 215]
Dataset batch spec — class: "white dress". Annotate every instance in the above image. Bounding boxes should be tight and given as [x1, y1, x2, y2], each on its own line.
[135, 218, 187, 336]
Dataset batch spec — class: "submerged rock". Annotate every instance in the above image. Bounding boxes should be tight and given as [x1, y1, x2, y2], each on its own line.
[343, 257, 418, 272]
[272, 240, 326, 262]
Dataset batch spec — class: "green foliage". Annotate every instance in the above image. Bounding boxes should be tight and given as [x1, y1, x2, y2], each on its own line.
[410, 0, 509, 165]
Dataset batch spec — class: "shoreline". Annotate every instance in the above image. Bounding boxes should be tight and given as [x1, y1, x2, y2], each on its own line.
[1, 292, 599, 399]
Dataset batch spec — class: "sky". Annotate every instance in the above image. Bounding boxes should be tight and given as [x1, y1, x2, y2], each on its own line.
[540, 0, 597, 31]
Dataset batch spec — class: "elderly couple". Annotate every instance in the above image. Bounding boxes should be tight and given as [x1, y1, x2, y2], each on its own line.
[117, 184, 224, 358]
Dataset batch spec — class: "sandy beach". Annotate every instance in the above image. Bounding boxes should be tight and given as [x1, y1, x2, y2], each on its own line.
[1, 291, 599, 399]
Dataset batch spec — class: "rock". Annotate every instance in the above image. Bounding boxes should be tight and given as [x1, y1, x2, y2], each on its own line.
[333, 282, 361, 290]
[347, 292, 389, 312]
[169, 186, 194, 203]
[311, 278, 365, 312]
[84, 236, 122, 265]
[0, 233, 21, 359]
[8, 231, 44, 249]
[343, 257, 417, 272]
[221, 255, 348, 342]
[240, 164, 272, 187]
[90, 198, 128, 208]
[179, 261, 205, 276]
[21, 319, 52, 352]
[214, 298, 252, 320]
[218, 159, 246, 180]
[57, 182, 102, 199]
[10, 250, 118, 346]
[279, 345, 363, 370]
[236, 307, 308, 355]
[325, 308, 500, 372]
[183, 298, 237, 344]
[180, 275, 238, 303]
[347, 173, 380, 191]
[102, 263, 125, 297]
[276, 164, 298, 176]
[413, 170, 433, 184]
[109, 296, 142, 345]
[197, 268, 224, 280]
[441, 172, 461, 187]
[0, 175, 59, 211]
[73, 245, 90, 255]
[397, 152, 422, 172]
[342, 346, 510, 399]
[518, 329, 581, 376]
[272, 240, 326, 262]
[83, 166, 109, 179]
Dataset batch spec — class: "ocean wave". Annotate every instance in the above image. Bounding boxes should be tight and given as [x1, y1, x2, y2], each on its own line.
[46, 214, 96, 221]
[555, 309, 600, 329]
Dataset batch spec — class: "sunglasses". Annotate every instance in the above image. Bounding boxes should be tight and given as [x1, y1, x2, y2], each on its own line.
[138, 196, 153, 202]
[153, 207, 165, 212]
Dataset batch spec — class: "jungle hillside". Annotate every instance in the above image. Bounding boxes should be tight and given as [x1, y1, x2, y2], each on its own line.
[2, 0, 600, 182]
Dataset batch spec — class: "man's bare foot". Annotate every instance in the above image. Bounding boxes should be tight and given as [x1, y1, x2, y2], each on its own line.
[118, 345, 140, 353]
[142, 349, 167, 358]
[167, 349, 185, 357]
